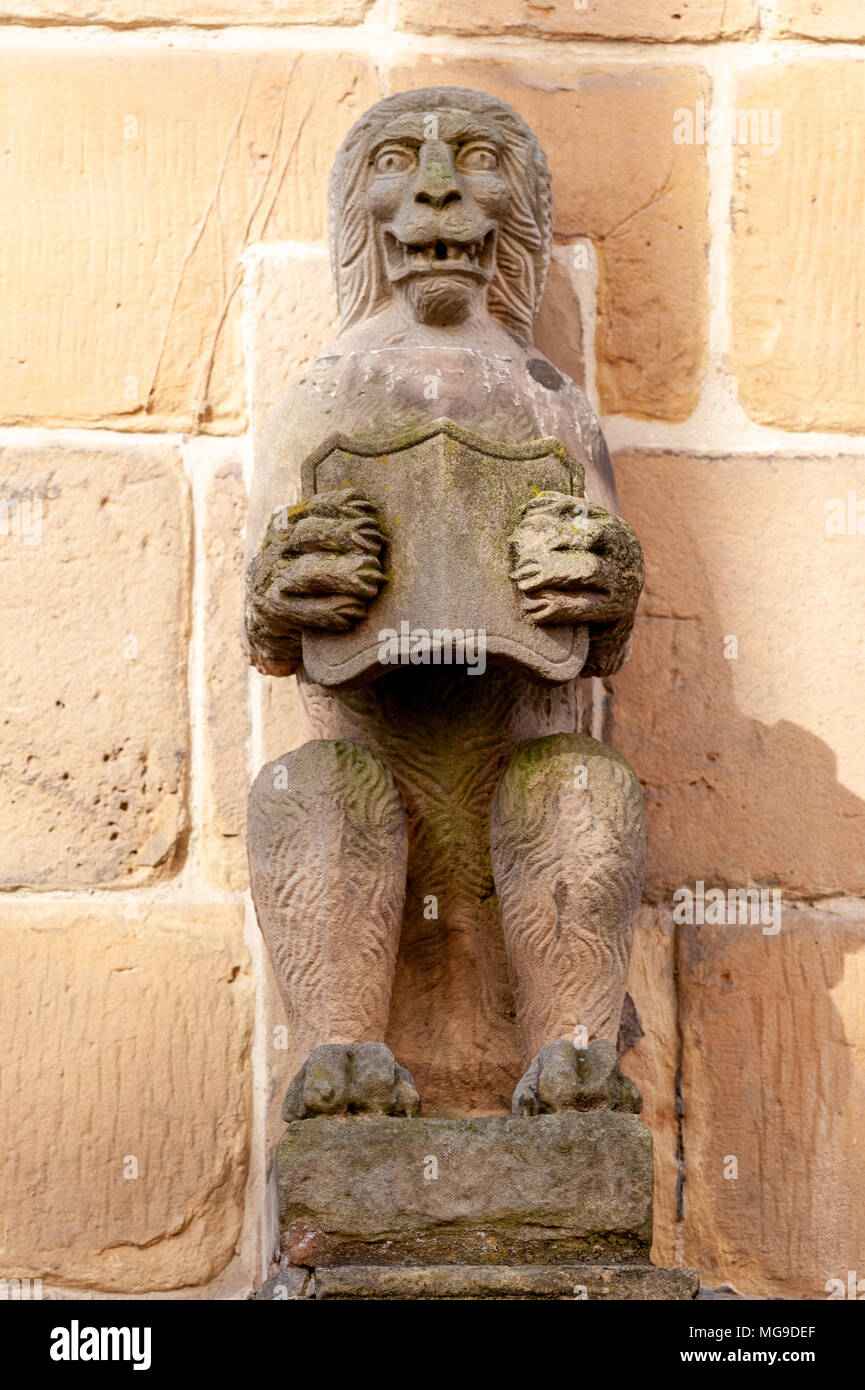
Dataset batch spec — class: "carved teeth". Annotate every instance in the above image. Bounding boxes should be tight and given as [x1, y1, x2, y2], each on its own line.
[387, 229, 494, 280]
[403, 240, 480, 265]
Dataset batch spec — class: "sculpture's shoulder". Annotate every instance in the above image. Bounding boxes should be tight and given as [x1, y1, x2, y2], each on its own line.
[262, 355, 345, 460]
[508, 344, 618, 513]
[248, 357, 345, 552]
[248, 328, 619, 550]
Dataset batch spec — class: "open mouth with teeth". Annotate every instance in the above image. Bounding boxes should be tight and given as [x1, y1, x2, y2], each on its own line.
[382, 229, 497, 283]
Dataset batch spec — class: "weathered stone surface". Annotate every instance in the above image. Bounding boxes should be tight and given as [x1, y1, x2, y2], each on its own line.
[254, 1268, 313, 1301]
[264, 950, 302, 1164]
[259, 673, 307, 769]
[0, 902, 252, 1292]
[279, 1114, 654, 1267]
[201, 458, 249, 892]
[248, 249, 339, 441]
[533, 246, 586, 392]
[384, 59, 709, 421]
[249, 745, 411, 1070]
[248, 87, 647, 1120]
[0, 49, 380, 430]
[299, 421, 589, 688]
[509, 1040, 642, 1120]
[395, 0, 755, 41]
[0, 0, 373, 19]
[678, 903, 865, 1300]
[624, 908, 679, 1268]
[732, 64, 865, 432]
[257, 682, 309, 1158]
[610, 452, 865, 899]
[774, 1, 865, 38]
[0, 444, 191, 889]
[258, 675, 311, 1157]
[313, 1262, 699, 1300]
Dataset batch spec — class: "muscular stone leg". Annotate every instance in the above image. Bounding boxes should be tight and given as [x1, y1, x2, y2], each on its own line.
[248, 738, 419, 1118]
[490, 732, 645, 1116]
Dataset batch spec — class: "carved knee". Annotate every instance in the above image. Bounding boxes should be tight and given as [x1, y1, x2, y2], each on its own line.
[248, 739, 408, 1057]
[249, 738, 405, 843]
[492, 731, 644, 845]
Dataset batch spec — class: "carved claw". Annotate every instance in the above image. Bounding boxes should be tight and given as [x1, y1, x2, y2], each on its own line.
[282, 1042, 421, 1121]
[512, 1038, 642, 1117]
[507, 492, 643, 629]
[245, 488, 386, 659]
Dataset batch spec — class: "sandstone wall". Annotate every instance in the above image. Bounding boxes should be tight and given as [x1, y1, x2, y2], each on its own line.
[1, 0, 863, 1299]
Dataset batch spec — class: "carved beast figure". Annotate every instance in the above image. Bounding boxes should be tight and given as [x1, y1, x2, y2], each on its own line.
[245, 88, 646, 1119]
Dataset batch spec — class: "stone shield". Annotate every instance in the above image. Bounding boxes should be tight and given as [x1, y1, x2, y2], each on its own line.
[300, 417, 590, 689]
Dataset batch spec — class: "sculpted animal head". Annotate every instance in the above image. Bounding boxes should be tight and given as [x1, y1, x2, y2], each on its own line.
[328, 87, 553, 341]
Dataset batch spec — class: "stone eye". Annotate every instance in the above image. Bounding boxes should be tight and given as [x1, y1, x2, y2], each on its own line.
[375, 147, 416, 175]
[457, 144, 499, 172]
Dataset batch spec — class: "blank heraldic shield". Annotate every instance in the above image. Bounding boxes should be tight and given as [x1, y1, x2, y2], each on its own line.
[299, 418, 590, 688]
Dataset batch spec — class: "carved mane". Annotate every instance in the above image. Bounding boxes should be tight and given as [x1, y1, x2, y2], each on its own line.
[328, 86, 553, 344]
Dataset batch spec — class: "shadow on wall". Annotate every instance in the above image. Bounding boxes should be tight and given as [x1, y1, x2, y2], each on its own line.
[609, 450, 865, 1298]
[610, 451, 865, 901]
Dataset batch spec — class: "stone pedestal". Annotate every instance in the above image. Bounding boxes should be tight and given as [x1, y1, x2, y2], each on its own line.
[260, 1114, 698, 1301]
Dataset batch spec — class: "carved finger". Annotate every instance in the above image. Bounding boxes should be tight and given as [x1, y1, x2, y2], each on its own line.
[350, 1042, 398, 1114]
[513, 553, 609, 594]
[252, 594, 306, 639]
[302, 1044, 351, 1116]
[519, 593, 565, 624]
[393, 1064, 422, 1118]
[521, 589, 614, 625]
[548, 516, 606, 553]
[304, 488, 380, 520]
[519, 490, 577, 519]
[277, 594, 371, 631]
[511, 1055, 542, 1116]
[536, 1040, 580, 1111]
[275, 553, 384, 599]
[286, 514, 383, 556]
[282, 1061, 308, 1122]
[508, 560, 544, 586]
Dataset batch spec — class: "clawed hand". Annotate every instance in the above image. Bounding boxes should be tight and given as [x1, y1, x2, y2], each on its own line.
[245, 488, 386, 675]
[509, 491, 644, 627]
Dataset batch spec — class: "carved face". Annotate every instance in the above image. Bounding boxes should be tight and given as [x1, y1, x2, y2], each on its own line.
[366, 108, 510, 325]
[329, 88, 553, 342]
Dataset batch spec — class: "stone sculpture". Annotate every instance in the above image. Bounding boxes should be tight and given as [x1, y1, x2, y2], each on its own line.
[245, 86, 646, 1124]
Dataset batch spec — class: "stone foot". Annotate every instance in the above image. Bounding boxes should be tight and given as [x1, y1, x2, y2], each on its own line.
[511, 1038, 641, 1116]
[283, 1042, 421, 1121]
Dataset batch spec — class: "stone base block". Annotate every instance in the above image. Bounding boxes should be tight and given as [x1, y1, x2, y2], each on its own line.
[256, 1263, 698, 1301]
[315, 1262, 698, 1300]
[278, 1112, 655, 1267]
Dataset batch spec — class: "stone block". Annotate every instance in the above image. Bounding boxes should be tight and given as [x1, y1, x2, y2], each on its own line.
[248, 250, 340, 442]
[394, 0, 755, 42]
[0, 901, 252, 1292]
[731, 63, 865, 431]
[0, 49, 380, 430]
[611, 452, 865, 899]
[312, 1262, 698, 1300]
[0, 0, 373, 19]
[279, 1113, 654, 1267]
[0, 443, 190, 888]
[678, 902, 865, 1299]
[774, 1, 865, 38]
[200, 457, 250, 892]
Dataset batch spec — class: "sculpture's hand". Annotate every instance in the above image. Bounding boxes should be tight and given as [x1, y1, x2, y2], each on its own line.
[245, 489, 385, 676]
[508, 491, 644, 676]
